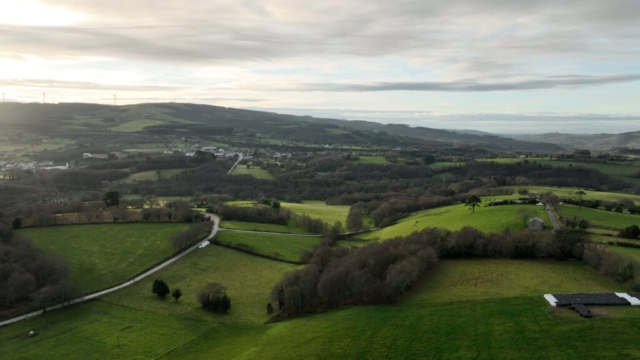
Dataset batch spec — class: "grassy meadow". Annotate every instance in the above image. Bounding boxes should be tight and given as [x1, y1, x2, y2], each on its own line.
[214, 231, 320, 262]
[4, 258, 638, 359]
[357, 202, 549, 241]
[100, 245, 298, 324]
[220, 220, 311, 234]
[557, 204, 640, 230]
[20, 223, 188, 293]
[511, 185, 640, 204]
[231, 164, 274, 179]
[353, 156, 389, 164]
[281, 201, 350, 227]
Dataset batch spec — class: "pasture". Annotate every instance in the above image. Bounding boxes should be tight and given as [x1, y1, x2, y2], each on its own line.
[214, 231, 320, 262]
[224, 200, 351, 227]
[231, 164, 275, 179]
[2, 258, 638, 359]
[109, 119, 162, 132]
[511, 185, 640, 204]
[353, 156, 389, 164]
[20, 223, 188, 292]
[101, 245, 298, 324]
[557, 204, 640, 230]
[357, 202, 549, 241]
[220, 220, 311, 234]
[281, 201, 351, 227]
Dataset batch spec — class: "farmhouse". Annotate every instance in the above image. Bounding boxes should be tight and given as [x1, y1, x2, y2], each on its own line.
[528, 217, 545, 231]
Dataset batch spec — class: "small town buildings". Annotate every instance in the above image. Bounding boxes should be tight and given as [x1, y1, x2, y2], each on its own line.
[528, 217, 545, 231]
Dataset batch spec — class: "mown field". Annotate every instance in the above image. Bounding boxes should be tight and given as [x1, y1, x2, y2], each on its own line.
[20, 223, 188, 293]
[121, 169, 187, 184]
[231, 164, 274, 179]
[109, 119, 163, 132]
[557, 204, 640, 230]
[226, 200, 351, 228]
[353, 156, 389, 164]
[4, 258, 636, 359]
[509, 185, 640, 204]
[281, 201, 351, 227]
[214, 231, 320, 262]
[357, 201, 549, 242]
[220, 220, 311, 234]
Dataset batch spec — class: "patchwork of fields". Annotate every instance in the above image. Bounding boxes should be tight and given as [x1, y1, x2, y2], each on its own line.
[7, 197, 640, 359]
[3, 257, 638, 359]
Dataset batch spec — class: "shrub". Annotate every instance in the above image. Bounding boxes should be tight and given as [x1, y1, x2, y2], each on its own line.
[152, 279, 170, 299]
[197, 283, 231, 313]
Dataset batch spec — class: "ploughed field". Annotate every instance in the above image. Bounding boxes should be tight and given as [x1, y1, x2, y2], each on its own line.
[4, 254, 639, 360]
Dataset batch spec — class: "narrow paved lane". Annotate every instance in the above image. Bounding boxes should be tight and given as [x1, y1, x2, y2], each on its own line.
[0, 214, 220, 328]
[227, 154, 243, 175]
[546, 205, 561, 230]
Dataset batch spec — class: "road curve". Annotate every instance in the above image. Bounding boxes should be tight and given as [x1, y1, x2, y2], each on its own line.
[546, 205, 561, 230]
[0, 213, 220, 328]
[227, 154, 243, 175]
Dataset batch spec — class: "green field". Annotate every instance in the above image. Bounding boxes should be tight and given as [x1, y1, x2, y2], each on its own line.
[511, 186, 640, 204]
[121, 169, 186, 184]
[357, 202, 549, 241]
[4, 259, 636, 359]
[353, 156, 389, 164]
[226, 200, 351, 228]
[220, 220, 311, 234]
[281, 201, 351, 227]
[20, 224, 188, 293]
[122, 170, 159, 183]
[215, 231, 320, 262]
[109, 119, 163, 132]
[428, 161, 464, 170]
[557, 204, 640, 230]
[231, 164, 274, 179]
[607, 245, 640, 263]
[100, 245, 297, 325]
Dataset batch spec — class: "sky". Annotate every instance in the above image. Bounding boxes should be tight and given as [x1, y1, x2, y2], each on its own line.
[1, 0, 639, 134]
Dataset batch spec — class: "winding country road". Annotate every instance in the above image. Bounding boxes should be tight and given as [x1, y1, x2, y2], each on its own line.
[227, 154, 243, 175]
[546, 205, 561, 230]
[0, 214, 220, 328]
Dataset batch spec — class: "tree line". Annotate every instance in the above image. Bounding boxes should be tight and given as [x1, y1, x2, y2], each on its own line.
[0, 229, 80, 311]
[269, 226, 612, 321]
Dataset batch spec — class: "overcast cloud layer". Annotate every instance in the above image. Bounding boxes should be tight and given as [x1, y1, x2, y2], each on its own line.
[1, 0, 640, 133]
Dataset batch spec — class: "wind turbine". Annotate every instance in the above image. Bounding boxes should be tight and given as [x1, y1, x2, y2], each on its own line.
[2, 93, 4, 103]
[113, 94, 118, 106]
[42, 92, 46, 104]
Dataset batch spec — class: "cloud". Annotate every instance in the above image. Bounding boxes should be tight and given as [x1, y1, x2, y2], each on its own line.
[271, 74, 640, 92]
[0, 78, 180, 91]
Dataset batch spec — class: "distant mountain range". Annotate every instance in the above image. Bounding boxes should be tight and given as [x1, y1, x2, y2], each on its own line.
[511, 132, 640, 150]
[0, 102, 563, 153]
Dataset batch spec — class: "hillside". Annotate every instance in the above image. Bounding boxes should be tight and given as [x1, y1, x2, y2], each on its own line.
[513, 132, 640, 151]
[0, 102, 562, 153]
